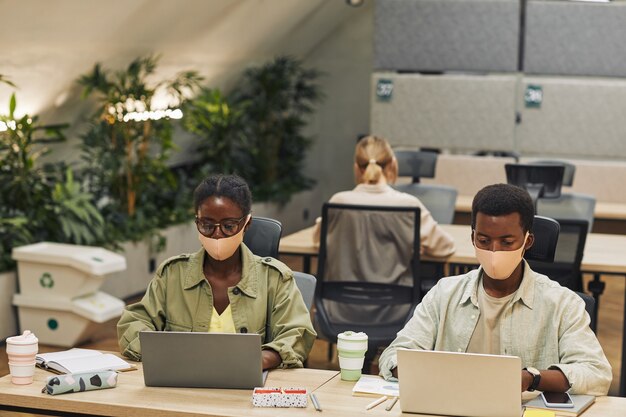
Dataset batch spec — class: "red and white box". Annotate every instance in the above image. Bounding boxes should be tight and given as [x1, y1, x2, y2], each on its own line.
[252, 387, 308, 408]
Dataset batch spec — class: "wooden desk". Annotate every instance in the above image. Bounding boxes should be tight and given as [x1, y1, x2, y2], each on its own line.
[2, 367, 625, 417]
[313, 373, 626, 417]
[0, 365, 339, 416]
[279, 224, 626, 275]
[279, 224, 626, 397]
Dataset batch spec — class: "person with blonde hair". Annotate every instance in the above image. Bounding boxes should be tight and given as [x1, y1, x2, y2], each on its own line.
[315, 135, 455, 257]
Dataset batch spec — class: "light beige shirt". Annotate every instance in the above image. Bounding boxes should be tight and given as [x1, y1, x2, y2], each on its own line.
[315, 183, 455, 257]
[466, 278, 515, 355]
[378, 262, 612, 395]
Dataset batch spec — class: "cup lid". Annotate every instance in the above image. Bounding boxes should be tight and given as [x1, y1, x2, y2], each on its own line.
[6, 330, 38, 345]
[337, 331, 368, 341]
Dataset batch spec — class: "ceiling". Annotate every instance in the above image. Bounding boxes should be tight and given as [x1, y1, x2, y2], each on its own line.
[0, 0, 361, 122]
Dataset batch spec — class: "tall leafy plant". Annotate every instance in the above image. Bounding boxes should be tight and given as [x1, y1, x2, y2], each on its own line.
[0, 91, 102, 271]
[183, 56, 323, 204]
[182, 88, 244, 176]
[234, 56, 322, 203]
[78, 55, 202, 243]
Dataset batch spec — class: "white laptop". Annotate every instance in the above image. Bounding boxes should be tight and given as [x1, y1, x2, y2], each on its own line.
[139, 331, 266, 389]
[397, 349, 522, 417]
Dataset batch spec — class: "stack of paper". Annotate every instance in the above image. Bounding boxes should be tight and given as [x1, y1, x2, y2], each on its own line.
[352, 375, 399, 397]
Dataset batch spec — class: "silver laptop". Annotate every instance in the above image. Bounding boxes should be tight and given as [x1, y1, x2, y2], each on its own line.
[140, 331, 265, 389]
[398, 349, 522, 417]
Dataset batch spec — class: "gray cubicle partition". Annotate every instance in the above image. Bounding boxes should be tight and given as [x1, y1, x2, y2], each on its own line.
[525, 1, 626, 78]
[517, 76, 626, 158]
[374, 0, 520, 72]
[370, 72, 517, 151]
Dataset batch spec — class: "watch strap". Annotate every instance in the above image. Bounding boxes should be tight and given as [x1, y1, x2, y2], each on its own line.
[524, 368, 541, 392]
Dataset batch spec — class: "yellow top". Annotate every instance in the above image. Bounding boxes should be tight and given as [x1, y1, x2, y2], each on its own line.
[208, 304, 236, 333]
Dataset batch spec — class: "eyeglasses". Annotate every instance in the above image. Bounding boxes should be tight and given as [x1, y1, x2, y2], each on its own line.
[195, 215, 248, 238]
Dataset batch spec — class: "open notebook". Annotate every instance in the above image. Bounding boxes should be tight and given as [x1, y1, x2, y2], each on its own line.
[36, 348, 134, 374]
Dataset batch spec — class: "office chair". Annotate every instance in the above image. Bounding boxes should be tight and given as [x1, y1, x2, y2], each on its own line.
[532, 160, 576, 186]
[394, 150, 438, 183]
[393, 183, 458, 225]
[293, 271, 316, 311]
[393, 151, 452, 296]
[527, 218, 588, 292]
[315, 203, 421, 371]
[391, 183, 457, 295]
[525, 216, 595, 332]
[537, 193, 596, 232]
[242, 216, 282, 258]
[473, 150, 520, 162]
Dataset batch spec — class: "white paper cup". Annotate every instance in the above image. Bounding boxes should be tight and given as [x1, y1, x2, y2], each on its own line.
[6, 330, 38, 385]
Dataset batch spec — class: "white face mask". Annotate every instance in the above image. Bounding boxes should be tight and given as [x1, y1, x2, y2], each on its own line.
[474, 232, 529, 280]
[199, 215, 250, 261]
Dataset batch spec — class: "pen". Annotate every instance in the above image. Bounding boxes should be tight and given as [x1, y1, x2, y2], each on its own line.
[310, 392, 322, 412]
[366, 395, 388, 410]
[385, 397, 398, 411]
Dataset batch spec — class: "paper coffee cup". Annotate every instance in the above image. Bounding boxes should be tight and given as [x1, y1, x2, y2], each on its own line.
[6, 330, 38, 385]
[337, 331, 368, 381]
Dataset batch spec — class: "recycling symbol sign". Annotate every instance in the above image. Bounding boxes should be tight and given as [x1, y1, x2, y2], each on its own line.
[39, 273, 54, 288]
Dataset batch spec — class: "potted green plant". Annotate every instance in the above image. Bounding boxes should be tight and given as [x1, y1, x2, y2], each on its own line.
[0, 82, 103, 338]
[77, 56, 203, 297]
[78, 55, 202, 242]
[183, 56, 323, 204]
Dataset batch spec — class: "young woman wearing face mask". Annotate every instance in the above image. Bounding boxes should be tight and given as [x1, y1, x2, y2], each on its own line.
[313, 135, 455, 257]
[117, 174, 316, 370]
[378, 184, 612, 396]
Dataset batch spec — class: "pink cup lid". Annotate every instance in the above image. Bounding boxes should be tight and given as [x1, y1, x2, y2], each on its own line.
[6, 330, 38, 345]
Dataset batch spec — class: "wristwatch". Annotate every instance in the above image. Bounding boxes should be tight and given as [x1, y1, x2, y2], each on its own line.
[524, 367, 541, 392]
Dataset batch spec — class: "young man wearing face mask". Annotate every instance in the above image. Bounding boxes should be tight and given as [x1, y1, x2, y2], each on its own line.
[378, 183, 612, 395]
[117, 174, 316, 370]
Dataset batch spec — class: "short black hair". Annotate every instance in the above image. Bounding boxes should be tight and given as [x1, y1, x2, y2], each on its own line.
[193, 174, 252, 215]
[471, 183, 534, 233]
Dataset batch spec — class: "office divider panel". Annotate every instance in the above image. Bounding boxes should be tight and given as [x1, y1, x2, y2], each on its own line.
[525, 1, 626, 77]
[517, 76, 626, 158]
[374, 0, 520, 72]
[371, 73, 517, 151]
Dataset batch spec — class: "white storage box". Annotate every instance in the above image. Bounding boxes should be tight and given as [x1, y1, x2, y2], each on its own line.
[12, 242, 126, 300]
[12, 291, 125, 347]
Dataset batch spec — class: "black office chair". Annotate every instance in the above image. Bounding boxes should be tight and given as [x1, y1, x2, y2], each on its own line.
[532, 160, 576, 186]
[526, 216, 596, 332]
[394, 150, 438, 183]
[473, 150, 520, 161]
[315, 203, 422, 371]
[527, 219, 588, 292]
[243, 216, 282, 258]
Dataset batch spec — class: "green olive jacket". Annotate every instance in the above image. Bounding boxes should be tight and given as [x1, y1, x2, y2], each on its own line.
[117, 244, 316, 368]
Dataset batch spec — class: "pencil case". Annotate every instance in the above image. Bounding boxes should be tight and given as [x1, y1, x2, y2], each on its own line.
[43, 371, 118, 395]
[252, 387, 308, 407]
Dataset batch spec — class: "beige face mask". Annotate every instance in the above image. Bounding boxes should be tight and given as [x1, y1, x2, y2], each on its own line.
[474, 232, 529, 280]
[199, 215, 251, 261]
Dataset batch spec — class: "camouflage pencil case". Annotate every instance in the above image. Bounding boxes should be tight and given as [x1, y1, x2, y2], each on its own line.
[42, 371, 118, 395]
